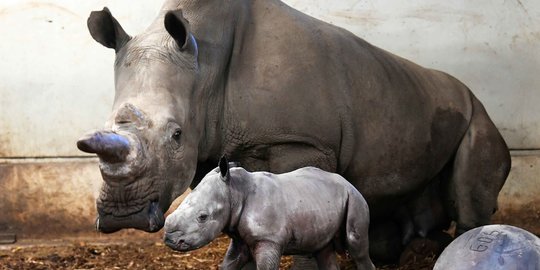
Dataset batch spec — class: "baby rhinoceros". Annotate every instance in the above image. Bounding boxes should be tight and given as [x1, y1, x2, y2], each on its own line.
[164, 157, 375, 270]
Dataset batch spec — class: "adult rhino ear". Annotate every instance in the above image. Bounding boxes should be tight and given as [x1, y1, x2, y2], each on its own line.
[164, 9, 196, 53]
[87, 7, 131, 52]
[218, 155, 230, 182]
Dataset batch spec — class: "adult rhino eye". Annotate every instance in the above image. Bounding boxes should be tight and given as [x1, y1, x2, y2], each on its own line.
[172, 129, 182, 141]
[197, 214, 208, 223]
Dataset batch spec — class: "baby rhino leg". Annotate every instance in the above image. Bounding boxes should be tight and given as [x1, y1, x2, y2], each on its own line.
[221, 238, 251, 270]
[345, 193, 376, 270]
[251, 241, 282, 270]
[314, 244, 339, 270]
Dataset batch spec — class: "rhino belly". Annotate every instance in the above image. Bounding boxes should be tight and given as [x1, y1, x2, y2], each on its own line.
[280, 177, 348, 254]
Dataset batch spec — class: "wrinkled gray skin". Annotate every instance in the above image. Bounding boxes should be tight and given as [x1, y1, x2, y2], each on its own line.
[434, 225, 540, 270]
[164, 158, 375, 270]
[77, 0, 511, 262]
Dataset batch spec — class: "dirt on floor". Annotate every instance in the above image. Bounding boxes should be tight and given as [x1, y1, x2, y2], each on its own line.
[0, 232, 436, 270]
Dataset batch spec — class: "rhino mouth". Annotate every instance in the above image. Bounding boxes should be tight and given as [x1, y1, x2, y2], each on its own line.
[163, 233, 199, 252]
[96, 200, 164, 233]
[95, 174, 165, 233]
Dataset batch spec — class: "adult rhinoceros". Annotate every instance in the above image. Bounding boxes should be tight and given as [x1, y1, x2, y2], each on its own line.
[77, 0, 511, 263]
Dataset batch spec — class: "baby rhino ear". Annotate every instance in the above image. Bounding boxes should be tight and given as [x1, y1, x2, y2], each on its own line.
[218, 155, 230, 182]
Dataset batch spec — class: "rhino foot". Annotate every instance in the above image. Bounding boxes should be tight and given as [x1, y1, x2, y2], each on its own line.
[398, 230, 453, 266]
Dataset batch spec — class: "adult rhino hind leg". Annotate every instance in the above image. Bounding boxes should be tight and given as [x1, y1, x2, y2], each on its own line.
[368, 221, 403, 262]
[444, 96, 511, 235]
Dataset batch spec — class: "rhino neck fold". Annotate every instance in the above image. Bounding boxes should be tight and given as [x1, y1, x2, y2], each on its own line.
[170, 2, 248, 161]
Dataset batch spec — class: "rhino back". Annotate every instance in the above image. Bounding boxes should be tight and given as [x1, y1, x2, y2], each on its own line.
[237, 167, 349, 252]
[222, 0, 472, 210]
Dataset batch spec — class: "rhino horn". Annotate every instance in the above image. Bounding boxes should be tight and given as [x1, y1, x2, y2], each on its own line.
[77, 131, 131, 163]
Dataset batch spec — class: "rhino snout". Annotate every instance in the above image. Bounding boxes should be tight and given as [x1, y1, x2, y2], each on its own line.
[164, 230, 190, 251]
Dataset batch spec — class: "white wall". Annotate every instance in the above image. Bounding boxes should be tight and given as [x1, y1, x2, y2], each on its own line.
[0, 0, 538, 156]
[286, 0, 540, 149]
[0, 0, 161, 157]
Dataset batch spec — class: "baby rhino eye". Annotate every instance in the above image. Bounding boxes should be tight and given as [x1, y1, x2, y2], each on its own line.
[197, 213, 209, 223]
